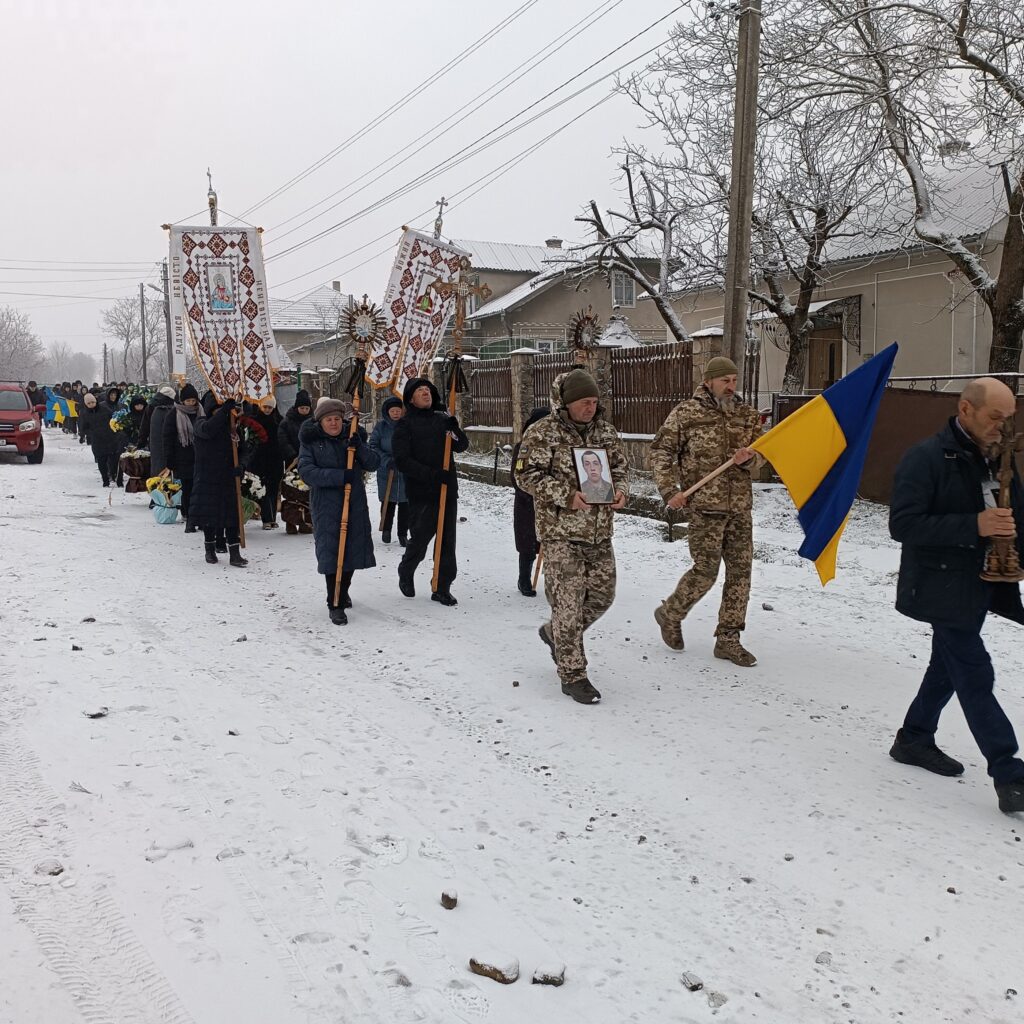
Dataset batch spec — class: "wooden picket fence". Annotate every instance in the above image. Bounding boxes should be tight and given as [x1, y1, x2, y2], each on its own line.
[611, 342, 693, 434]
[467, 356, 513, 428]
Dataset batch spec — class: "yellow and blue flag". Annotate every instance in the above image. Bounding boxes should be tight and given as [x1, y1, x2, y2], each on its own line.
[751, 343, 897, 585]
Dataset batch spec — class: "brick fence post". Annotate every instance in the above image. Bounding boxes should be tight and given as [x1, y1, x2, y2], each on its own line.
[510, 350, 536, 442]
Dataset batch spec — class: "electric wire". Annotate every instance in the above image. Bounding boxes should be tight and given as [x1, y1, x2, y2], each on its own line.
[233, 0, 544, 221]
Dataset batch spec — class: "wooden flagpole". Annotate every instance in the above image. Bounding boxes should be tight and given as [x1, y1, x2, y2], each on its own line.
[379, 468, 395, 530]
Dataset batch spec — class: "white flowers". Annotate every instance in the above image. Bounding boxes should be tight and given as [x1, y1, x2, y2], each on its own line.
[242, 471, 266, 500]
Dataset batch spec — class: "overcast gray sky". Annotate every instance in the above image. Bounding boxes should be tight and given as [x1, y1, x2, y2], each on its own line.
[1, 0, 681, 364]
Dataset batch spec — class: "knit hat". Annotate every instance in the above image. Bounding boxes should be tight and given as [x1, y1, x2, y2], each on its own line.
[559, 369, 600, 406]
[180, 383, 199, 402]
[157, 384, 176, 399]
[294, 389, 311, 409]
[260, 394, 277, 410]
[314, 397, 346, 422]
[83, 393, 97, 407]
[703, 356, 739, 381]
[402, 376, 437, 407]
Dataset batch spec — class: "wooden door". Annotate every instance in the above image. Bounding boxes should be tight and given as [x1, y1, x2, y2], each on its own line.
[807, 327, 843, 391]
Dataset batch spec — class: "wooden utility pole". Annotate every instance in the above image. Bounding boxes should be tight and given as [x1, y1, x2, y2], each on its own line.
[102, 342, 108, 382]
[139, 282, 148, 384]
[721, 0, 762, 367]
[161, 260, 172, 379]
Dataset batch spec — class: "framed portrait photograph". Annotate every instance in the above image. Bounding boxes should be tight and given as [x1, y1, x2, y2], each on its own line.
[572, 446, 616, 504]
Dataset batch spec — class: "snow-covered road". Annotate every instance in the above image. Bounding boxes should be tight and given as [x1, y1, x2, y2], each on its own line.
[2, 431, 1022, 1024]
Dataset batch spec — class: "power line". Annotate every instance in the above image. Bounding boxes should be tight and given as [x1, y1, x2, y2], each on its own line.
[0, 257, 155, 266]
[264, 31, 668, 265]
[233, 0, 544, 221]
[267, 0, 627, 237]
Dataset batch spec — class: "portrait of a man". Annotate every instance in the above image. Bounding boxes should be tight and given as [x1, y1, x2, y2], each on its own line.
[574, 447, 615, 504]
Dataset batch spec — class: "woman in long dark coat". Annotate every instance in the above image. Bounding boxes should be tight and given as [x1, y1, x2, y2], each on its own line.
[368, 396, 409, 546]
[80, 393, 120, 487]
[163, 383, 204, 530]
[512, 406, 549, 597]
[298, 398, 380, 625]
[190, 394, 246, 567]
[246, 396, 285, 529]
[278, 389, 312, 466]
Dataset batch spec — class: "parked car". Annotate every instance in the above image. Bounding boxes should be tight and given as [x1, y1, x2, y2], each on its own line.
[0, 381, 45, 463]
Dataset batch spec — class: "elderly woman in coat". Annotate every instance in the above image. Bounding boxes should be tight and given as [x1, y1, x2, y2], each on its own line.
[298, 398, 381, 625]
[368, 396, 409, 546]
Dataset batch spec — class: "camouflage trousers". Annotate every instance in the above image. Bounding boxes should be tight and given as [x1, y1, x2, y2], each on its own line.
[543, 539, 616, 685]
[663, 510, 753, 635]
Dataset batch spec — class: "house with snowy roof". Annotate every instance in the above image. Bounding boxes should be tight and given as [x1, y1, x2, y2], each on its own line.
[270, 283, 355, 371]
[669, 163, 1015, 394]
[449, 238, 669, 358]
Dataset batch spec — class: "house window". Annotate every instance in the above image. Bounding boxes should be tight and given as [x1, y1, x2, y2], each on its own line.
[612, 271, 635, 308]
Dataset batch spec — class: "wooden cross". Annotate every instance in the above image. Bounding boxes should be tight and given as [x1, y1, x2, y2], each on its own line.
[429, 257, 491, 356]
[981, 417, 1024, 582]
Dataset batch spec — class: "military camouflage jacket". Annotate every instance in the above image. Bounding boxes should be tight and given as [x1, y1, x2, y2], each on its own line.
[649, 386, 762, 513]
[515, 373, 629, 545]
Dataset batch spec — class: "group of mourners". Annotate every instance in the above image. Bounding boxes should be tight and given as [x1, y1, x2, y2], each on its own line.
[42, 359, 1024, 814]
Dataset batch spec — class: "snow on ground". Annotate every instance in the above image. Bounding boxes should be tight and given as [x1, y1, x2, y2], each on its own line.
[2, 432, 1023, 1024]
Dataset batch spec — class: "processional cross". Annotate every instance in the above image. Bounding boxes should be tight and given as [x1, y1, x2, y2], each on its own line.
[981, 417, 1024, 583]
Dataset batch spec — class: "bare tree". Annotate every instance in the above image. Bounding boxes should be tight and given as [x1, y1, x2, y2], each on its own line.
[778, 0, 1024, 372]
[99, 294, 164, 381]
[617, 2, 899, 390]
[0, 306, 46, 380]
[307, 294, 354, 368]
[45, 340, 73, 380]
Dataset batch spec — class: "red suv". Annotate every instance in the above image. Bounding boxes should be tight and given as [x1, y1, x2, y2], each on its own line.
[0, 381, 44, 463]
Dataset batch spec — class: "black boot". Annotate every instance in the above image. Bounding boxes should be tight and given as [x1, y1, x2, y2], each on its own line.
[229, 545, 248, 568]
[431, 590, 458, 607]
[518, 553, 536, 597]
[889, 730, 964, 777]
[329, 605, 348, 625]
[996, 781, 1024, 813]
[398, 570, 415, 598]
[398, 533, 408, 547]
[382, 529, 392, 544]
[204, 543, 218, 564]
[215, 536, 228, 554]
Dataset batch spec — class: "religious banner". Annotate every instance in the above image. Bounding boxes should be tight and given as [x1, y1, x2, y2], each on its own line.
[168, 226, 277, 401]
[368, 228, 470, 396]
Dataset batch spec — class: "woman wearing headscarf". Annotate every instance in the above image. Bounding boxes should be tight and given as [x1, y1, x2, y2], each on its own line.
[191, 393, 247, 567]
[80, 392, 120, 487]
[368, 396, 409, 546]
[163, 383, 205, 530]
[512, 406, 549, 597]
[298, 398, 380, 625]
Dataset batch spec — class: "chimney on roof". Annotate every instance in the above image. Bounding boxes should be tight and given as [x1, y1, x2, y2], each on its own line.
[332, 280, 342, 292]
[545, 237, 563, 249]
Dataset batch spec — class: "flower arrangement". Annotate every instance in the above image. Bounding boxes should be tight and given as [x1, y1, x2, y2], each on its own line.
[283, 468, 309, 493]
[241, 471, 266, 501]
[146, 475, 182, 497]
[238, 415, 269, 447]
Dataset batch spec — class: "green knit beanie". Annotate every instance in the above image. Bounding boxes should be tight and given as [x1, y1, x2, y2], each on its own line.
[560, 369, 600, 405]
[703, 356, 739, 381]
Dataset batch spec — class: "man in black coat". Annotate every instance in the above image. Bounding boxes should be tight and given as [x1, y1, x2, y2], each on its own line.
[191, 396, 247, 568]
[889, 377, 1024, 813]
[392, 376, 469, 606]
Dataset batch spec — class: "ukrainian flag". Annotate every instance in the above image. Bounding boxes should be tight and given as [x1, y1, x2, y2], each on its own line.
[751, 343, 897, 585]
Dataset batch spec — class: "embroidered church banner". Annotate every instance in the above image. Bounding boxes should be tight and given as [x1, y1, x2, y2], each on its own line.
[369, 228, 470, 396]
[168, 226, 278, 400]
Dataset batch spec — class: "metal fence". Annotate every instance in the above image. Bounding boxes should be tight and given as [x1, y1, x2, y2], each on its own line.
[611, 341, 693, 434]
[468, 357, 513, 428]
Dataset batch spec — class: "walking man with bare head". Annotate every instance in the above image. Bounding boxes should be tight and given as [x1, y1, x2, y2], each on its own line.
[889, 376, 1024, 813]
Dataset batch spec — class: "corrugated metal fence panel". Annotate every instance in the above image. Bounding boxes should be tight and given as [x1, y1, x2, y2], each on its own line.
[469, 357, 513, 428]
[611, 342, 693, 434]
[533, 352, 574, 408]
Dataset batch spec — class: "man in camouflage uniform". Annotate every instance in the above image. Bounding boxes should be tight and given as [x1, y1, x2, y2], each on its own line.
[516, 369, 629, 704]
[649, 357, 762, 667]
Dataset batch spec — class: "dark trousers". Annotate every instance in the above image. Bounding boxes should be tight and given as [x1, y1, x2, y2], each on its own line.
[260, 479, 281, 524]
[325, 571, 354, 605]
[902, 612, 1024, 785]
[180, 478, 193, 519]
[381, 500, 409, 537]
[203, 525, 240, 547]
[95, 450, 118, 485]
[399, 495, 457, 591]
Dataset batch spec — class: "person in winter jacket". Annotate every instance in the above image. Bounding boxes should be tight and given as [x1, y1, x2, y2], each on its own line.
[648, 356, 763, 667]
[298, 398, 381, 625]
[278, 389, 312, 466]
[392, 377, 469, 606]
[190, 395, 247, 568]
[245, 395, 285, 528]
[143, 385, 177, 476]
[126, 393, 148, 447]
[516, 370, 628, 705]
[80, 392, 121, 487]
[888, 377, 1024, 814]
[163, 383, 205, 529]
[368, 396, 409, 546]
[511, 407, 549, 597]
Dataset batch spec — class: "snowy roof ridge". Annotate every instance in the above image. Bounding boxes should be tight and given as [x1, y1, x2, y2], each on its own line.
[452, 239, 563, 274]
